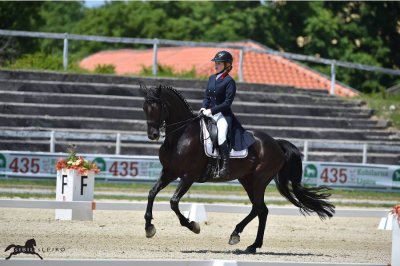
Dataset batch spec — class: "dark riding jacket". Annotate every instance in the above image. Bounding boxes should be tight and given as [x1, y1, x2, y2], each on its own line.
[202, 73, 255, 151]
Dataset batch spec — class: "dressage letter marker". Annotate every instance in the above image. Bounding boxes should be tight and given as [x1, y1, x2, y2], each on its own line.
[61, 174, 67, 194]
[55, 169, 95, 221]
[81, 175, 88, 195]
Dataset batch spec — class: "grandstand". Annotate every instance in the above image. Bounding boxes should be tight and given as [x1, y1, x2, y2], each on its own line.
[0, 69, 399, 164]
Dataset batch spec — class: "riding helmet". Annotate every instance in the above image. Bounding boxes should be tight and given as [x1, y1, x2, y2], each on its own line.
[211, 51, 233, 63]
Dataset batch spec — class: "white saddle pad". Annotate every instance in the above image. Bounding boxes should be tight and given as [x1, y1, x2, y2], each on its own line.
[200, 119, 248, 158]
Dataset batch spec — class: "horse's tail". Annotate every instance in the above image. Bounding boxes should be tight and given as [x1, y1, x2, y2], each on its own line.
[5, 245, 15, 252]
[274, 139, 335, 219]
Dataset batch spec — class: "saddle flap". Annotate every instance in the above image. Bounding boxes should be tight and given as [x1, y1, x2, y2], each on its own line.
[200, 118, 248, 159]
[205, 117, 218, 150]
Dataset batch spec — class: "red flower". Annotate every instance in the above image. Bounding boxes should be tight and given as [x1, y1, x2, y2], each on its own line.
[55, 154, 100, 174]
[391, 204, 400, 224]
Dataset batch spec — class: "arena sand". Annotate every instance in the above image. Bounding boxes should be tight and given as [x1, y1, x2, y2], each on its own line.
[0, 205, 391, 264]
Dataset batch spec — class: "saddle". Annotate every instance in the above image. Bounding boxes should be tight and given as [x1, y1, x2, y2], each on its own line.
[200, 118, 248, 158]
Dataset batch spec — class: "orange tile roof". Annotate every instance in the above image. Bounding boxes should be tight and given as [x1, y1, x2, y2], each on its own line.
[80, 41, 358, 97]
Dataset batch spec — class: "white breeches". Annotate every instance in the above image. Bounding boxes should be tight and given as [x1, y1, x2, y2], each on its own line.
[212, 112, 228, 145]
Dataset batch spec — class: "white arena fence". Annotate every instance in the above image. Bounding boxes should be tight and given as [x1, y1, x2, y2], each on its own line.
[1, 150, 399, 191]
[0, 199, 389, 217]
[2, 129, 400, 163]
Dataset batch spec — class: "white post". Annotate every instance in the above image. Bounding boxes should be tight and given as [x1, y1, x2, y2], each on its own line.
[63, 33, 69, 71]
[330, 63, 336, 95]
[392, 215, 400, 266]
[115, 133, 121, 155]
[238, 49, 244, 82]
[303, 140, 309, 162]
[50, 130, 55, 153]
[362, 143, 368, 164]
[55, 169, 95, 221]
[152, 39, 158, 76]
[184, 203, 208, 223]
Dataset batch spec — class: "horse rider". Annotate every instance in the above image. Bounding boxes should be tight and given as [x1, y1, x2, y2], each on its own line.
[200, 50, 255, 179]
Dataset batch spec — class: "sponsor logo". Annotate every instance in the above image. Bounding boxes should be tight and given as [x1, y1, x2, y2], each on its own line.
[304, 164, 318, 178]
[4, 239, 42, 260]
[393, 169, 400, 182]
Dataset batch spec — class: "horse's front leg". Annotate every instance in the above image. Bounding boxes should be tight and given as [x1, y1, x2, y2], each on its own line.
[5, 252, 15, 260]
[145, 168, 175, 238]
[170, 175, 199, 234]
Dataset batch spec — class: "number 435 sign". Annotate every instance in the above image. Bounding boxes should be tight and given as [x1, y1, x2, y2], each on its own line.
[303, 162, 400, 189]
[0, 151, 162, 180]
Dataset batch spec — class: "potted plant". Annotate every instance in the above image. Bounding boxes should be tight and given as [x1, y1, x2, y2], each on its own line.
[55, 148, 100, 175]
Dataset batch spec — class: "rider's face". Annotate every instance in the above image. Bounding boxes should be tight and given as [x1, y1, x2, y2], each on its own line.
[215, 62, 225, 73]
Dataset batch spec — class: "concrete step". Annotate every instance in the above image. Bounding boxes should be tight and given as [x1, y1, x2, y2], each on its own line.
[0, 139, 398, 165]
[0, 114, 397, 140]
[0, 90, 373, 118]
[0, 79, 363, 107]
[0, 102, 384, 129]
[247, 124, 398, 141]
[0, 69, 329, 96]
[306, 152, 400, 165]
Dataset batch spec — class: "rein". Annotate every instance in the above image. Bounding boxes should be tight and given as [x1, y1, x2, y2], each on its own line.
[161, 114, 202, 137]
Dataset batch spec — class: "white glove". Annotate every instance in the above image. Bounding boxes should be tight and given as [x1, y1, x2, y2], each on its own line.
[199, 108, 206, 114]
[203, 109, 212, 117]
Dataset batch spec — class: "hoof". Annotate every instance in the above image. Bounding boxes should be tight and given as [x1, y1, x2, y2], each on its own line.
[189, 221, 200, 234]
[229, 234, 240, 245]
[244, 246, 257, 254]
[146, 224, 156, 238]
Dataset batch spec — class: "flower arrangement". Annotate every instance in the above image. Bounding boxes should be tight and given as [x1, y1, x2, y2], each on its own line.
[391, 204, 400, 224]
[55, 147, 100, 175]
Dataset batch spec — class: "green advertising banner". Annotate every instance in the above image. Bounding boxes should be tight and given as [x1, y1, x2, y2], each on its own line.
[303, 161, 400, 189]
[0, 151, 162, 181]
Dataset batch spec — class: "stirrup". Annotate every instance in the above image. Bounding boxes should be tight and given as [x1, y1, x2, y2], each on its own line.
[218, 168, 229, 179]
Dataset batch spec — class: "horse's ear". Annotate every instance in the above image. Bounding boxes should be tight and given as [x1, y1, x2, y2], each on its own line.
[139, 81, 148, 96]
[156, 84, 162, 92]
[154, 84, 162, 97]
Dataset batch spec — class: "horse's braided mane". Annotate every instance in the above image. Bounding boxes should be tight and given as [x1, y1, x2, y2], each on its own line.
[159, 85, 193, 112]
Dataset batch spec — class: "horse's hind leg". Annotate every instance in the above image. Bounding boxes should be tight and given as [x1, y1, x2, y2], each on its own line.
[170, 176, 198, 234]
[229, 176, 257, 245]
[145, 168, 175, 238]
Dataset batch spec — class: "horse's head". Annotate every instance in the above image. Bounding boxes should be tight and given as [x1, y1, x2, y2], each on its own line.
[141, 83, 165, 141]
[25, 239, 36, 247]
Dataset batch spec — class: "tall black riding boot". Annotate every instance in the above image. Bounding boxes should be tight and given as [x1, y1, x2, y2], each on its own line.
[217, 141, 230, 179]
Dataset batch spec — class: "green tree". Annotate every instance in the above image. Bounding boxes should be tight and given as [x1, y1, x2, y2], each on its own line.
[0, 1, 44, 63]
[1, 1, 399, 92]
[38, 1, 85, 55]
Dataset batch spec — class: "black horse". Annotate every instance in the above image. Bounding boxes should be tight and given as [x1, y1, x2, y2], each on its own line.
[142, 84, 335, 254]
[5, 239, 43, 260]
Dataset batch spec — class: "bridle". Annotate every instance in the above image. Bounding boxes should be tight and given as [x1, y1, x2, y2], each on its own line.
[144, 96, 167, 132]
[144, 96, 201, 138]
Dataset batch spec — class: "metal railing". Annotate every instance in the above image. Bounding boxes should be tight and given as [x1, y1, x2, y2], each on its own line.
[1, 129, 399, 164]
[1, 29, 400, 95]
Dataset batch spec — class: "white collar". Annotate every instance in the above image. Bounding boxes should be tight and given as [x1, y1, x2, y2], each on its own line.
[216, 72, 223, 80]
